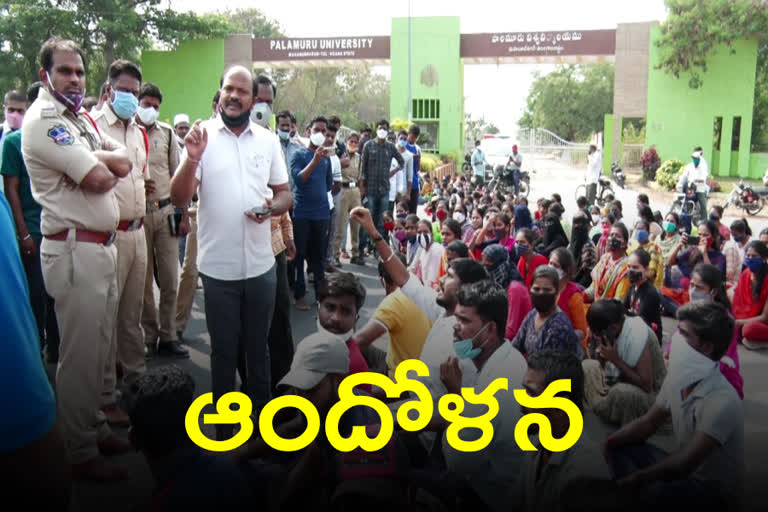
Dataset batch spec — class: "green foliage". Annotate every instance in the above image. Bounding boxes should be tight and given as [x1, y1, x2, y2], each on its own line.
[656, 0, 768, 150]
[391, 118, 411, 134]
[421, 153, 440, 174]
[622, 119, 646, 144]
[518, 64, 614, 142]
[464, 113, 498, 147]
[656, 158, 686, 190]
[440, 152, 458, 166]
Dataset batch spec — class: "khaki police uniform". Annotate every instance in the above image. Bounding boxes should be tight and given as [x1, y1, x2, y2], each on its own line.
[334, 151, 362, 259]
[21, 88, 120, 463]
[92, 106, 148, 403]
[175, 201, 198, 335]
[141, 120, 181, 344]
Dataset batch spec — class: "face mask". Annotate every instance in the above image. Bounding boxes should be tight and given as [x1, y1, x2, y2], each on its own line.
[628, 269, 644, 284]
[396, 213, 407, 222]
[530, 291, 557, 313]
[310, 131, 326, 147]
[664, 221, 677, 233]
[251, 101, 272, 127]
[745, 257, 764, 273]
[453, 323, 490, 360]
[608, 237, 623, 251]
[516, 243, 529, 255]
[733, 234, 745, 243]
[395, 230, 407, 242]
[693, 157, 701, 167]
[377, 129, 388, 140]
[417, 233, 431, 249]
[136, 105, 158, 126]
[708, 213, 719, 222]
[4, 110, 23, 130]
[407, 234, 417, 244]
[111, 90, 139, 120]
[436, 209, 448, 222]
[219, 104, 251, 128]
[397, 139, 407, 148]
[667, 330, 717, 393]
[494, 228, 507, 240]
[453, 212, 466, 224]
[277, 129, 290, 141]
[383, 221, 394, 231]
[46, 72, 84, 113]
[591, 214, 600, 225]
[688, 288, 711, 303]
[635, 229, 649, 244]
[316, 318, 354, 344]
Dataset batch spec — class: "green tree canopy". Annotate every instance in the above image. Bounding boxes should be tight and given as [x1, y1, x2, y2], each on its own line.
[518, 63, 614, 142]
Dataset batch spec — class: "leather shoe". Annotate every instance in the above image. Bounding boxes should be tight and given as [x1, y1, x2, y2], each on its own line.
[72, 455, 128, 482]
[157, 341, 189, 358]
[101, 403, 130, 427]
[97, 435, 132, 456]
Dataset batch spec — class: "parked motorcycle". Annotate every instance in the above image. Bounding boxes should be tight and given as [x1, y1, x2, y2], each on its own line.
[574, 162, 624, 206]
[668, 182, 708, 225]
[723, 180, 765, 216]
[487, 163, 529, 198]
[611, 162, 626, 189]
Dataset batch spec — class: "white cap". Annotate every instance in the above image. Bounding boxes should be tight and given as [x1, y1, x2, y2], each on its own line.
[174, 113, 190, 127]
[692, 150, 703, 158]
[277, 332, 349, 391]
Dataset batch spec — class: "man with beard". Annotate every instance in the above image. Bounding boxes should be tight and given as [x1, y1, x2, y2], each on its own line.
[170, 65, 292, 441]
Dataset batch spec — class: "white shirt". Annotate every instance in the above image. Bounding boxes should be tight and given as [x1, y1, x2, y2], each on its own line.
[587, 150, 602, 184]
[509, 151, 523, 170]
[193, 117, 289, 280]
[411, 242, 445, 289]
[328, 153, 342, 209]
[680, 158, 709, 185]
[389, 156, 407, 201]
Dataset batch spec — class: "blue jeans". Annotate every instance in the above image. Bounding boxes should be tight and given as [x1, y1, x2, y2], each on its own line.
[358, 193, 389, 254]
[293, 217, 329, 300]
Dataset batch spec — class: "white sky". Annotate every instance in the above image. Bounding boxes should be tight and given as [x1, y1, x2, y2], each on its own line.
[170, 0, 668, 135]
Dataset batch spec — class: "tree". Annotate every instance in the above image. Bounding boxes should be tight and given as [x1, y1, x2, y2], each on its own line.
[655, 0, 768, 150]
[518, 64, 614, 142]
[0, 0, 231, 95]
[464, 113, 499, 145]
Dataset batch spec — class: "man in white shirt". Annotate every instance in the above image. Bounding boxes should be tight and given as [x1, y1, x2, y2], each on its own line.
[508, 144, 523, 196]
[169, 66, 292, 441]
[586, 144, 602, 204]
[678, 147, 709, 217]
[471, 140, 487, 187]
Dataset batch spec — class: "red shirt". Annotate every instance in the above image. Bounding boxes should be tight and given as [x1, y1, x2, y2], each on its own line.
[517, 254, 549, 288]
[347, 338, 372, 392]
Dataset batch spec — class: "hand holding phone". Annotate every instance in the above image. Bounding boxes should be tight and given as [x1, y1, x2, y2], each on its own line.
[245, 200, 273, 224]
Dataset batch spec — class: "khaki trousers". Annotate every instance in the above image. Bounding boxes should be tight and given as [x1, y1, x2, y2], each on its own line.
[334, 187, 361, 259]
[175, 210, 198, 334]
[42, 232, 117, 463]
[103, 228, 147, 405]
[141, 205, 179, 343]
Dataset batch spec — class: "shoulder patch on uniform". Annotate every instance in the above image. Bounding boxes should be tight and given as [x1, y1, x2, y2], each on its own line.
[47, 124, 75, 145]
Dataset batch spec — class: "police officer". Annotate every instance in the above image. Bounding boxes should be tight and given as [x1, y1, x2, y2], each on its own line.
[92, 59, 149, 427]
[22, 38, 133, 480]
[135, 82, 189, 358]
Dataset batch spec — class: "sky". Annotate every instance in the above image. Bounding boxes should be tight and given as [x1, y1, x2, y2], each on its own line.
[172, 0, 668, 135]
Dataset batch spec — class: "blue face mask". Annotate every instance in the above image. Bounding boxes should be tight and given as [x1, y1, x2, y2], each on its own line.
[733, 234, 745, 243]
[635, 229, 649, 244]
[689, 288, 712, 303]
[407, 234, 417, 244]
[453, 323, 490, 360]
[745, 257, 764, 273]
[111, 90, 138, 120]
[277, 129, 290, 141]
[516, 243, 530, 255]
[397, 139, 407, 148]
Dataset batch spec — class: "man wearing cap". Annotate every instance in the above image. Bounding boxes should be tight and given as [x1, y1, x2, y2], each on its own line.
[135, 82, 189, 359]
[23, 38, 134, 480]
[174, 114, 190, 152]
[679, 146, 709, 217]
[92, 59, 150, 427]
[508, 143, 523, 196]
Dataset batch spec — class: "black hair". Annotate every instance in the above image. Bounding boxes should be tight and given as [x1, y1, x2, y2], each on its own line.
[457, 279, 508, 339]
[576, 196, 588, 208]
[317, 272, 366, 312]
[378, 253, 407, 285]
[212, 90, 220, 106]
[611, 199, 623, 212]
[405, 214, 420, 226]
[125, 365, 195, 457]
[527, 350, 585, 410]
[550, 247, 574, 274]
[108, 59, 142, 83]
[327, 116, 341, 130]
[276, 110, 292, 123]
[746, 240, 768, 300]
[408, 124, 420, 136]
[446, 241, 469, 258]
[665, 211, 680, 224]
[398, 129, 408, 138]
[630, 247, 651, 268]
[691, 263, 731, 312]
[676, 301, 734, 360]
[637, 193, 649, 205]
[310, 115, 328, 128]
[26, 82, 43, 103]
[693, 146, 703, 152]
[517, 227, 536, 245]
[475, 140, 481, 146]
[377, 119, 390, 130]
[611, 221, 629, 243]
[442, 218, 462, 240]
[698, 220, 722, 251]
[361, 126, 372, 134]
[586, 299, 626, 333]
[532, 264, 559, 289]
[551, 193, 562, 204]
[138, 82, 162, 103]
[254, 74, 276, 98]
[448, 258, 489, 285]
[39, 38, 85, 73]
[730, 218, 752, 237]
[639, 205, 655, 225]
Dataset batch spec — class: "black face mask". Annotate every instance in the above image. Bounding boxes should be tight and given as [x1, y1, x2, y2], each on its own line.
[220, 106, 251, 128]
[530, 291, 557, 313]
[608, 238, 623, 251]
[628, 269, 644, 283]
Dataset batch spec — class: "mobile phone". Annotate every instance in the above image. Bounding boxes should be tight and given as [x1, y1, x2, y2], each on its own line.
[249, 205, 272, 216]
[167, 208, 184, 236]
[688, 235, 699, 246]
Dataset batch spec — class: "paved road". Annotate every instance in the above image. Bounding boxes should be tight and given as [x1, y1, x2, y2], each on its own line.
[65, 161, 768, 510]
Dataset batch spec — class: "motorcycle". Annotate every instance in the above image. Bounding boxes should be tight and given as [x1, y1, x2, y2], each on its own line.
[574, 162, 624, 207]
[611, 162, 626, 189]
[723, 180, 765, 216]
[487, 163, 529, 198]
[668, 182, 708, 225]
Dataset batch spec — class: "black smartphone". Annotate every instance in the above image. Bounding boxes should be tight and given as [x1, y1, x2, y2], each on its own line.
[249, 205, 272, 216]
[167, 208, 184, 236]
[688, 235, 699, 246]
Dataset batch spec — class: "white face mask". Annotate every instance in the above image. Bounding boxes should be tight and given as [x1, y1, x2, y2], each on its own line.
[666, 330, 718, 393]
[316, 318, 354, 343]
[591, 214, 600, 224]
[310, 131, 326, 147]
[417, 233, 431, 249]
[377, 129, 388, 140]
[250, 101, 272, 127]
[453, 212, 466, 224]
[136, 105, 159, 126]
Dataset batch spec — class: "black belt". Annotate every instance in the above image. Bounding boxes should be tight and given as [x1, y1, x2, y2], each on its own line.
[342, 183, 357, 188]
[149, 197, 173, 209]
